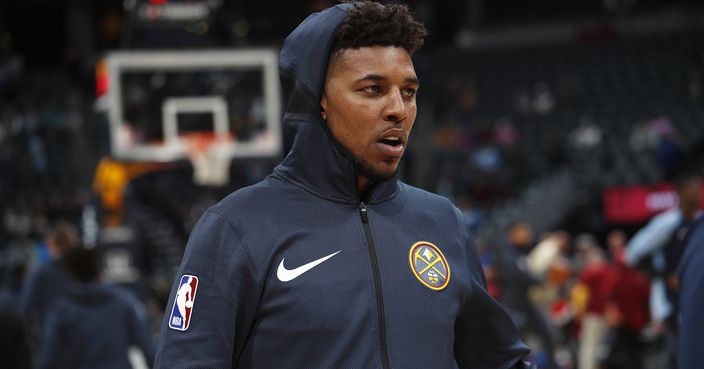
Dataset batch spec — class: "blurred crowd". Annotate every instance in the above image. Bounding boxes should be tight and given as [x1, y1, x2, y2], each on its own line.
[425, 32, 704, 212]
[0, 47, 157, 367]
[478, 178, 702, 369]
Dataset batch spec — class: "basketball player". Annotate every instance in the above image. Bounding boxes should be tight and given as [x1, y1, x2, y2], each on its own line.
[155, 2, 534, 368]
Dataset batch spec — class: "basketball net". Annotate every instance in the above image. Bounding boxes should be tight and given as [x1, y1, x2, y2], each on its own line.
[181, 132, 232, 187]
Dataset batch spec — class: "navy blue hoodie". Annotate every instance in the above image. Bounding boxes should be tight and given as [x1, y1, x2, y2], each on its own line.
[155, 3, 532, 368]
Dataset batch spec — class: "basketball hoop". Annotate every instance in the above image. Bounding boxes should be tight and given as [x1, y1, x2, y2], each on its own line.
[180, 132, 233, 187]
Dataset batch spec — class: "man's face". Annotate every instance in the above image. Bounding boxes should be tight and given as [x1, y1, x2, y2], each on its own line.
[321, 46, 418, 182]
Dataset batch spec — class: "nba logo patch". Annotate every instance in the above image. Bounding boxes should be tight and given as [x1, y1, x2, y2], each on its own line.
[168, 274, 199, 331]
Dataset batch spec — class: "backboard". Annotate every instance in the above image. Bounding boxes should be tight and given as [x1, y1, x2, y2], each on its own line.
[102, 49, 281, 162]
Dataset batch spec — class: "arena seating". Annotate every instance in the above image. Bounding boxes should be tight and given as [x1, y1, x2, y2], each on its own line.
[425, 31, 704, 209]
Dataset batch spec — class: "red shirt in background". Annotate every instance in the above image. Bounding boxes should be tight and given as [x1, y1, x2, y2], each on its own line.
[579, 261, 619, 314]
[611, 251, 651, 331]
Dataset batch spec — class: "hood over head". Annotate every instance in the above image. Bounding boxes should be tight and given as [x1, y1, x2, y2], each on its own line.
[274, 2, 400, 204]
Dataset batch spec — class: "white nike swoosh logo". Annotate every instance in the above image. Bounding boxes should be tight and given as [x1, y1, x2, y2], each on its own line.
[277, 250, 342, 282]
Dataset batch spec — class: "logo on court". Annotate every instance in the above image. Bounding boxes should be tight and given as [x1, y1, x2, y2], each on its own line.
[168, 274, 199, 331]
[409, 242, 450, 291]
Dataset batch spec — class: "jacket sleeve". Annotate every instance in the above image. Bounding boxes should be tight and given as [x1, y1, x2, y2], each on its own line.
[625, 208, 680, 266]
[154, 210, 261, 369]
[452, 208, 535, 369]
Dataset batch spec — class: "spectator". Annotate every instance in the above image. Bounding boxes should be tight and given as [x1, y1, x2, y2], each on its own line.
[36, 246, 155, 369]
[471, 144, 504, 173]
[602, 231, 650, 369]
[575, 238, 617, 369]
[655, 121, 684, 177]
[570, 117, 603, 150]
[605, 230, 627, 260]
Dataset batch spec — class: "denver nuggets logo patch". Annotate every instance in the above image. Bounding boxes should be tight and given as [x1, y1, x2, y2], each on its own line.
[409, 241, 450, 291]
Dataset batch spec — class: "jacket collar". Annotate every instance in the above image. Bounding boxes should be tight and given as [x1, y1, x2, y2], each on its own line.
[273, 120, 400, 204]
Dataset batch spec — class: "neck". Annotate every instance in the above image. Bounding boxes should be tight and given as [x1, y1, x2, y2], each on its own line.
[357, 175, 371, 199]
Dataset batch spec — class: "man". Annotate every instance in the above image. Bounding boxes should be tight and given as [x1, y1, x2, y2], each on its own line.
[496, 221, 556, 369]
[602, 233, 650, 369]
[625, 176, 701, 368]
[155, 2, 533, 368]
[36, 246, 154, 369]
[677, 218, 704, 369]
[575, 237, 618, 369]
[625, 177, 701, 325]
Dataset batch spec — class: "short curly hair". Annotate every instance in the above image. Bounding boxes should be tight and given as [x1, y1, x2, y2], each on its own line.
[331, 1, 427, 56]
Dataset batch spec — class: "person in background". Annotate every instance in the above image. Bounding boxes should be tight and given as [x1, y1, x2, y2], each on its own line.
[605, 230, 627, 262]
[625, 176, 701, 367]
[497, 221, 557, 369]
[601, 230, 650, 369]
[19, 220, 80, 346]
[574, 235, 617, 369]
[36, 246, 154, 369]
[626, 177, 701, 321]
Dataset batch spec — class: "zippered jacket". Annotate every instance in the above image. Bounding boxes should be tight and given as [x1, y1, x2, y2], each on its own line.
[155, 3, 532, 368]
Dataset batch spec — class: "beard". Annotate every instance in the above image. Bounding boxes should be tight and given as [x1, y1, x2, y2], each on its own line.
[353, 155, 398, 183]
[326, 128, 399, 184]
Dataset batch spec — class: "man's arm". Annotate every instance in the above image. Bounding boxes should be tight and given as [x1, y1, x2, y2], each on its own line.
[154, 210, 260, 369]
[625, 208, 681, 266]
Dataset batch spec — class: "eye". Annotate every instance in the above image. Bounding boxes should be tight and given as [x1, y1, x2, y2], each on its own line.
[402, 87, 417, 98]
[360, 85, 382, 95]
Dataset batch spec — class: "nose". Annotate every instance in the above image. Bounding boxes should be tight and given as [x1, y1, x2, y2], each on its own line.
[383, 89, 407, 123]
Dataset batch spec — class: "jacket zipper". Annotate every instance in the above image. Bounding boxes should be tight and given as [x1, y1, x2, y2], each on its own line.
[359, 201, 391, 369]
